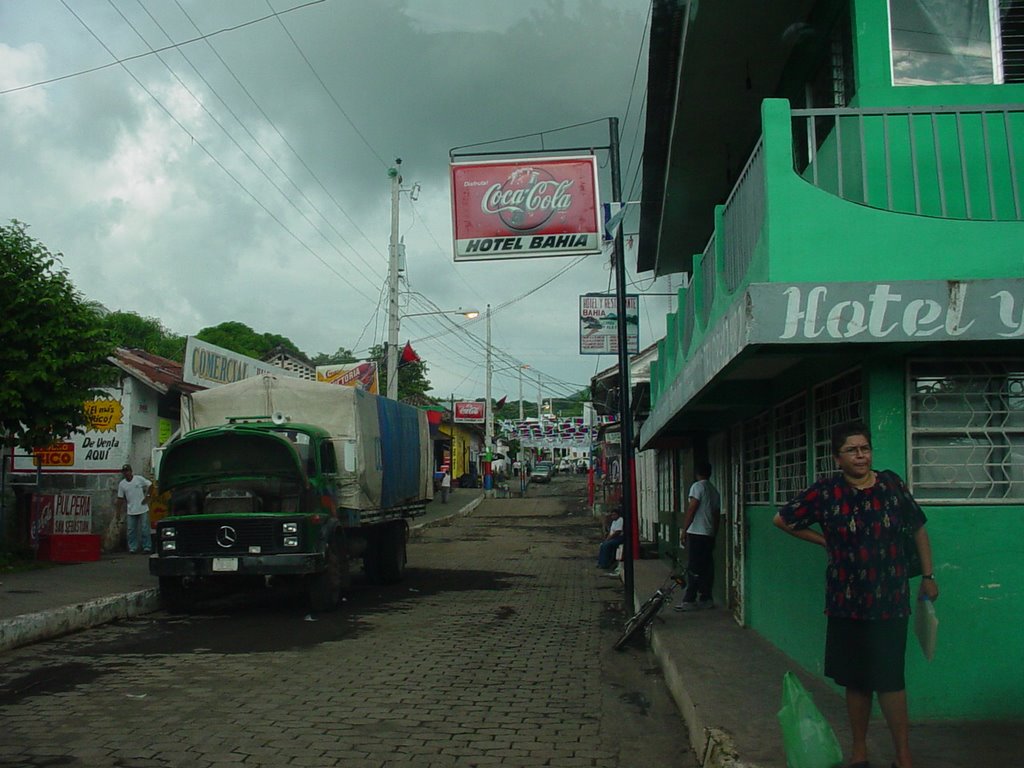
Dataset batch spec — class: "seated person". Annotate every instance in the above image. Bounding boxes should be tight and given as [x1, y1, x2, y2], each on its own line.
[597, 509, 624, 570]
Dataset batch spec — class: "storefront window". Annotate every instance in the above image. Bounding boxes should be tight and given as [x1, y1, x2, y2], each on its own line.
[889, 0, 996, 85]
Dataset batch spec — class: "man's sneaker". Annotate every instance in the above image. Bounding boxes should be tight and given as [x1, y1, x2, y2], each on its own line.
[674, 601, 700, 612]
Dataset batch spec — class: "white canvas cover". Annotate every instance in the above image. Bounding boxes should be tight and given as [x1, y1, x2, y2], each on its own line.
[181, 375, 430, 510]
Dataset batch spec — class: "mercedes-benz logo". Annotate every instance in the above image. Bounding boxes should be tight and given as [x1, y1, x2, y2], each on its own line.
[216, 525, 238, 549]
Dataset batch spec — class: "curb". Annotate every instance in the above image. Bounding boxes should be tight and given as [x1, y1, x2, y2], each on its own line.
[0, 588, 162, 654]
[410, 495, 483, 536]
[641, 591, 762, 768]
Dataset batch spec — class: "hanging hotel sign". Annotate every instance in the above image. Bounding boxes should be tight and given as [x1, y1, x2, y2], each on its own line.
[450, 156, 602, 261]
[579, 293, 639, 355]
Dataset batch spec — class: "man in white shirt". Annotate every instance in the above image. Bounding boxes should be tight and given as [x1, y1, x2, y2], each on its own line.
[597, 508, 625, 570]
[675, 463, 722, 611]
[117, 463, 153, 554]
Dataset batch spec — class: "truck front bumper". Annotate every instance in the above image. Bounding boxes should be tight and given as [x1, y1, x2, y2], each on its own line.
[149, 552, 325, 577]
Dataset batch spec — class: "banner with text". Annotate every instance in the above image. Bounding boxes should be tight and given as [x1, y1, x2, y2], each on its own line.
[450, 156, 602, 261]
[183, 336, 291, 388]
[316, 361, 379, 394]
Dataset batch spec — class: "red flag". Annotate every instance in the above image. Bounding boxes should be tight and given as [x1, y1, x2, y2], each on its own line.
[495, 395, 507, 410]
[401, 341, 420, 364]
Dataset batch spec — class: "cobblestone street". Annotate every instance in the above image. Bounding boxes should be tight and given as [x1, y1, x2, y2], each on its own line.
[0, 486, 693, 767]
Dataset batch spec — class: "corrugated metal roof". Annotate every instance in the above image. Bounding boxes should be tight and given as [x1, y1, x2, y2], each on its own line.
[108, 347, 204, 395]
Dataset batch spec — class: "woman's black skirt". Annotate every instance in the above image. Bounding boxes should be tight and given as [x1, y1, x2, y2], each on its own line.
[824, 616, 908, 693]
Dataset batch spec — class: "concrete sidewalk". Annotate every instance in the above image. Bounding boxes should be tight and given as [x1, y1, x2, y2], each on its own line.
[0, 493, 484, 654]
[629, 556, 1021, 768]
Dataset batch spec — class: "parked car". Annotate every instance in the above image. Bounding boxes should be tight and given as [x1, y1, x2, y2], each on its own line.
[576, 458, 589, 473]
[558, 458, 573, 472]
[532, 462, 554, 483]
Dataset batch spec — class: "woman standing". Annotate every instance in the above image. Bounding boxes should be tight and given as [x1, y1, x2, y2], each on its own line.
[773, 421, 939, 768]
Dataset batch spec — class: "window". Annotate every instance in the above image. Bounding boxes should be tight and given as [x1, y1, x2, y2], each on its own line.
[813, 369, 863, 480]
[743, 411, 772, 504]
[908, 359, 1024, 502]
[889, 0, 1024, 85]
[774, 395, 809, 504]
[657, 449, 676, 524]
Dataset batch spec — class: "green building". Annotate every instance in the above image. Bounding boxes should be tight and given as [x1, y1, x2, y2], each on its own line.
[638, 0, 1023, 719]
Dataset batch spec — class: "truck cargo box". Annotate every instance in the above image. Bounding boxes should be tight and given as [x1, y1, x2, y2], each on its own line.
[181, 375, 432, 510]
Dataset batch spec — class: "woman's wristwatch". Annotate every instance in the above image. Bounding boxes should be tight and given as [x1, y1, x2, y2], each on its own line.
[922, 574, 935, 580]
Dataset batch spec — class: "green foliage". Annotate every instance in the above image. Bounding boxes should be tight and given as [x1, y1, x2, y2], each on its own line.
[196, 321, 303, 361]
[102, 311, 186, 361]
[311, 347, 358, 366]
[370, 343, 433, 402]
[0, 221, 115, 451]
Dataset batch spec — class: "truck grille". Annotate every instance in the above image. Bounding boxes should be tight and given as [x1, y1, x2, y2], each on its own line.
[169, 518, 295, 555]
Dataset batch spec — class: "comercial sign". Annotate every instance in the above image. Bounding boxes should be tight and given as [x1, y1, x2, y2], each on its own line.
[316, 362, 379, 394]
[450, 156, 602, 261]
[183, 336, 291, 388]
[579, 294, 639, 355]
[453, 401, 486, 423]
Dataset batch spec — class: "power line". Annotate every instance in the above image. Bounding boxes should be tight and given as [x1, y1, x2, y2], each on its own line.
[0, 0, 326, 95]
[59, 0, 380, 307]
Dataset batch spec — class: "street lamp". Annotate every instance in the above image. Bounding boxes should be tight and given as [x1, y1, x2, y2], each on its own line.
[386, 306, 479, 400]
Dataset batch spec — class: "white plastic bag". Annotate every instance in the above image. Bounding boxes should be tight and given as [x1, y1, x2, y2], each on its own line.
[914, 598, 938, 661]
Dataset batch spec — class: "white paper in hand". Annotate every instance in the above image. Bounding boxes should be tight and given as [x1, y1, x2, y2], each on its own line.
[914, 598, 938, 661]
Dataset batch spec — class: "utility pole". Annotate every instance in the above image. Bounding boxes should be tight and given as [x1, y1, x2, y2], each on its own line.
[610, 117, 637, 613]
[484, 304, 494, 495]
[386, 160, 402, 401]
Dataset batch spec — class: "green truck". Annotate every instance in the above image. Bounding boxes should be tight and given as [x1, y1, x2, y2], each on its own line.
[149, 375, 433, 611]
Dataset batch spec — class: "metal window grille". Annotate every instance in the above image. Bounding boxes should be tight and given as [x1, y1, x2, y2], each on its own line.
[907, 359, 1024, 503]
[743, 411, 772, 504]
[812, 369, 863, 480]
[657, 449, 675, 524]
[774, 394, 809, 503]
[1001, 0, 1024, 82]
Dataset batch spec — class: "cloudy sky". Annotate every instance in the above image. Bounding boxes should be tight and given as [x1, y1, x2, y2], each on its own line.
[1, 0, 673, 405]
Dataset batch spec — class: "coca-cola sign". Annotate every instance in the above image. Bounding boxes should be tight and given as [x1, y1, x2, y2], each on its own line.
[453, 401, 486, 423]
[450, 156, 602, 262]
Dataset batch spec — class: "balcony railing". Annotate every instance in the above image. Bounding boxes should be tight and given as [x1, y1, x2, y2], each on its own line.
[792, 105, 1024, 221]
[722, 139, 765, 293]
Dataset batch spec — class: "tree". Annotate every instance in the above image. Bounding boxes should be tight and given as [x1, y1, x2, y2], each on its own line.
[196, 321, 303, 360]
[0, 221, 115, 451]
[102, 311, 186, 361]
[311, 347, 358, 366]
[370, 343, 433, 402]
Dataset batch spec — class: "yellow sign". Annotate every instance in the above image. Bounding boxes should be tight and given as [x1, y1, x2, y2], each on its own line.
[84, 398, 123, 433]
[33, 442, 76, 467]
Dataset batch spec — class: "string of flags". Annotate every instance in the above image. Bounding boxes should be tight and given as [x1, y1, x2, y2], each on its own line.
[497, 416, 617, 446]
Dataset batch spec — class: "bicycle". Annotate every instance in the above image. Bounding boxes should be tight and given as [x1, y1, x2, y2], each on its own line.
[613, 573, 687, 651]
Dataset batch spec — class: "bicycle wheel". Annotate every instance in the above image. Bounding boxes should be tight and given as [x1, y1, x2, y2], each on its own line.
[613, 595, 664, 651]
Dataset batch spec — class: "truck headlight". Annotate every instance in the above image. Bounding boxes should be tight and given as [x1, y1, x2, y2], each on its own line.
[282, 522, 298, 534]
[283, 536, 299, 547]
[162, 527, 176, 538]
[161, 541, 177, 552]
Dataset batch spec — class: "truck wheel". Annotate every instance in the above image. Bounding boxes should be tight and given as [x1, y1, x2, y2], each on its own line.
[377, 521, 407, 584]
[308, 539, 346, 612]
[159, 576, 194, 613]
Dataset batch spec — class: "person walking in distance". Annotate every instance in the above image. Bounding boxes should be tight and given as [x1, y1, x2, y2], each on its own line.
[675, 463, 721, 611]
[117, 463, 153, 554]
[440, 467, 451, 504]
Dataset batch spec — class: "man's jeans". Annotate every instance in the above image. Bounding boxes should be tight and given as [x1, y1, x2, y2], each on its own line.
[597, 534, 624, 569]
[682, 533, 715, 603]
[127, 512, 152, 553]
